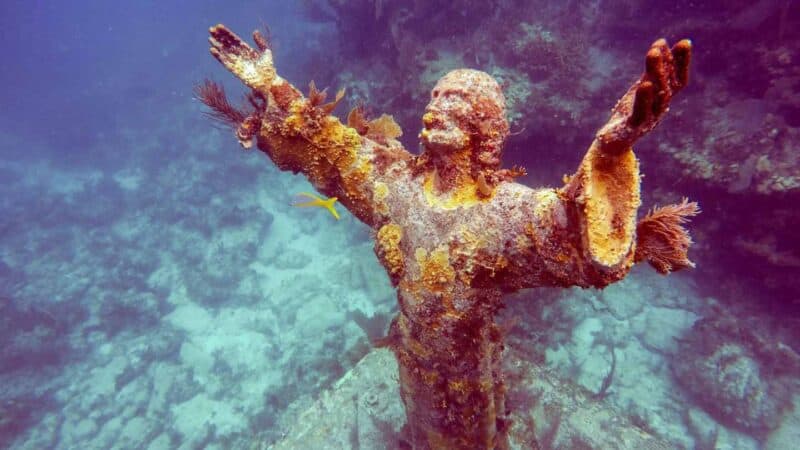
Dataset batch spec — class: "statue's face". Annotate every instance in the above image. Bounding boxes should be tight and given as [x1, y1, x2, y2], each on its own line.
[420, 88, 471, 154]
[420, 69, 508, 158]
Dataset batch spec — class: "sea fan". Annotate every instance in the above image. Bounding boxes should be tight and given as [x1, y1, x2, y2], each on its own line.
[634, 198, 700, 274]
[194, 79, 248, 128]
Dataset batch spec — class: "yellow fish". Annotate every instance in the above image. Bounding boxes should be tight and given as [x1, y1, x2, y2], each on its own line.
[292, 192, 340, 220]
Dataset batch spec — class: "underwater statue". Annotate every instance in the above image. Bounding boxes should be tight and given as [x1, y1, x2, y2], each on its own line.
[197, 24, 697, 450]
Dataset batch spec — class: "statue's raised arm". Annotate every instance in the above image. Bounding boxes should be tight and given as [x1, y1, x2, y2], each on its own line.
[513, 38, 699, 289]
[196, 25, 412, 227]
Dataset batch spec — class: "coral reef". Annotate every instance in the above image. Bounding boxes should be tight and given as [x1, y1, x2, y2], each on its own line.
[198, 23, 694, 449]
[671, 302, 800, 436]
[656, 90, 799, 195]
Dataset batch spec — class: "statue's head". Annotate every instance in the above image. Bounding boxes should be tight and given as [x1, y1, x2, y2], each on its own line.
[419, 69, 509, 171]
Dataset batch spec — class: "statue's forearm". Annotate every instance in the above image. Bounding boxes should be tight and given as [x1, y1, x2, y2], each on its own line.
[255, 88, 377, 224]
[559, 143, 641, 284]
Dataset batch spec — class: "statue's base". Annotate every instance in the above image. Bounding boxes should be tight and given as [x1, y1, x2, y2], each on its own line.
[268, 348, 672, 449]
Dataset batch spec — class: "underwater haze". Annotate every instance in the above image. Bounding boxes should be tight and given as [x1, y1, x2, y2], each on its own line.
[1, 1, 799, 449]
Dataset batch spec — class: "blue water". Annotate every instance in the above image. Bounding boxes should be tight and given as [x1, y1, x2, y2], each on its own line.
[1, 1, 798, 449]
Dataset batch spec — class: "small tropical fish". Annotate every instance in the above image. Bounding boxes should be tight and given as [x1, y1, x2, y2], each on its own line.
[292, 192, 340, 220]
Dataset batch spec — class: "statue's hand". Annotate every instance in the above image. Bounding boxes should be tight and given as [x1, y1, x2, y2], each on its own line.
[209, 25, 260, 71]
[595, 39, 692, 154]
[629, 39, 691, 127]
[208, 25, 276, 94]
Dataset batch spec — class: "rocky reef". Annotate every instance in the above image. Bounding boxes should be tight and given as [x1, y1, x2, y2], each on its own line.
[671, 302, 800, 437]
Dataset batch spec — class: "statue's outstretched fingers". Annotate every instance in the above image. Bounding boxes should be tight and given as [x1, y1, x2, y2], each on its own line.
[252, 30, 269, 52]
[639, 38, 692, 122]
[671, 39, 692, 89]
[209, 24, 259, 71]
[646, 40, 671, 87]
[208, 24, 276, 94]
[645, 39, 672, 115]
[595, 38, 691, 154]
[628, 80, 655, 127]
